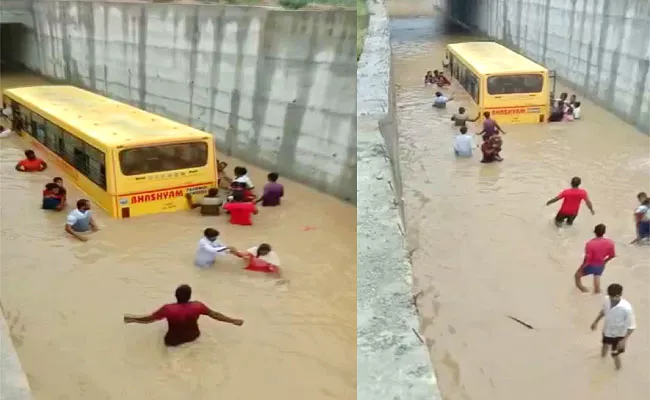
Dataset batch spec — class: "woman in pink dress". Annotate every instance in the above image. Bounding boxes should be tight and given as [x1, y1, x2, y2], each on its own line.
[234, 244, 281, 275]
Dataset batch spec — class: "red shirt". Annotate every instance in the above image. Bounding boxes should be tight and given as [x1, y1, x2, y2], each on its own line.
[223, 202, 256, 225]
[584, 237, 615, 267]
[18, 158, 45, 172]
[151, 301, 209, 346]
[558, 188, 588, 215]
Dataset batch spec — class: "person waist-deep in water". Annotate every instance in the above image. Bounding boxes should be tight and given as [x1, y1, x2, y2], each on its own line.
[65, 199, 98, 242]
[15, 149, 47, 172]
[224, 190, 258, 226]
[478, 111, 506, 140]
[433, 91, 453, 108]
[451, 107, 480, 127]
[233, 243, 282, 275]
[453, 126, 475, 157]
[186, 188, 223, 216]
[480, 134, 503, 163]
[256, 172, 284, 207]
[42, 182, 64, 211]
[123, 284, 243, 347]
[631, 192, 650, 244]
[545, 176, 595, 226]
[194, 228, 230, 268]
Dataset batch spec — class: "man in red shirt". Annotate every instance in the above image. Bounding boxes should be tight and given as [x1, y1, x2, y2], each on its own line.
[15, 149, 47, 172]
[575, 224, 616, 293]
[545, 176, 594, 226]
[123, 284, 243, 347]
[223, 191, 258, 226]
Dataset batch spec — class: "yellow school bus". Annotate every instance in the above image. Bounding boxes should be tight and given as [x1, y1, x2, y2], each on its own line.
[3, 85, 218, 218]
[445, 42, 556, 124]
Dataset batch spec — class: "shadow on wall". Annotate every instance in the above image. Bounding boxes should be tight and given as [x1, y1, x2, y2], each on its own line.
[15, 1, 358, 202]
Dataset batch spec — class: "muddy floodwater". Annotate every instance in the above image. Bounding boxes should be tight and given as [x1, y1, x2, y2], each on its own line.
[0, 73, 356, 399]
[388, 5, 650, 400]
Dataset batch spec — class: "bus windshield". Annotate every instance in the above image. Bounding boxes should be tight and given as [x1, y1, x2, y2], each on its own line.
[487, 74, 544, 95]
[119, 142, 208, 176]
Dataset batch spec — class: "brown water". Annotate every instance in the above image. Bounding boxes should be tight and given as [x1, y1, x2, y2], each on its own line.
[388, 6, 650, 400]
[0, 73, 356, 399]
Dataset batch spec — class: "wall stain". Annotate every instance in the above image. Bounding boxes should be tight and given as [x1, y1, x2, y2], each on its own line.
[206, 8, 226, 139]
[137, 5, 148, 110]
[186, 5, 201, 126]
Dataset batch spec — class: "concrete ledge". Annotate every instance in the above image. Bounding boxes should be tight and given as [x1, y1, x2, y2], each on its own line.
[356, 0, 440, 398]
[0, 311, 32, 400]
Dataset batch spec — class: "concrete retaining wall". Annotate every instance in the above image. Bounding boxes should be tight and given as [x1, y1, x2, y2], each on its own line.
[0, 312, 32, 399]
[8, 1, 357, 201]
[357, 0, 439, 398]
[435, 0, 650, 134]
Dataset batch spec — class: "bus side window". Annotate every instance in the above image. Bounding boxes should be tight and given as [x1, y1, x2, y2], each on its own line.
[45, 121, 64, 156]
[18, 105, 32, 134]
[85, 145, 107, 189]
[32, 114, 46, 144]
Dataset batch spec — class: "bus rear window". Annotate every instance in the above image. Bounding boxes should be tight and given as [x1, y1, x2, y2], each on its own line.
[119, 142, 208, 176]
[487, 74, 544, 95]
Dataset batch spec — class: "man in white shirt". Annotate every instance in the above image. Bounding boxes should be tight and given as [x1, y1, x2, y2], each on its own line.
[233, 166, 254, 189]
[453, 126, 475, 157]
[590, 283, 636, 370]
[65, 199, 98, 242]
[0, 125, 12, 138]
[194, 228, 230, 268]
[433, 91, 453, 109]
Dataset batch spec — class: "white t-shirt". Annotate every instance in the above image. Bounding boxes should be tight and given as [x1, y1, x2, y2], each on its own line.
[602, 297, 636, 338]
[234, 175, 254, 189]
[635, 205, 650, 221]
[453, 134, 474, 156]
[2, 108, 12, 118]
[433, 96, 449, 108]
[194, 237, 228, 268]
[66, 209, 92, 232]
[0, 128, 12, 138]
[573, 107, 581, 119]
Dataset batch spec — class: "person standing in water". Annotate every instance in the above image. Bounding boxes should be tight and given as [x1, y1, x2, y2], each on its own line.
[53, 177, 67, 207]
[65, 199, 98, 241]
[256, 172, 284, 207]
[194, 228, 229, 268]
[545, 176, 595, 226]
[185, 188, 223, 216]
[575, 224, 616, 293]
[123, 284, 244, 347]
[453, 126, 475, 158]
[631, 192, 650, 244]
[15, 149, 47, 172]
[450, 107, 480, 127]
[590, 283, 636, 370]
[478, 112, 506, 140]
[433, 91, 453, 108]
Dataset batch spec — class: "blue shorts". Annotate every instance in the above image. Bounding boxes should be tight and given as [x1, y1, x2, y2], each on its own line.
[638, 221, 650, 238]
[582, 265, 605, 276]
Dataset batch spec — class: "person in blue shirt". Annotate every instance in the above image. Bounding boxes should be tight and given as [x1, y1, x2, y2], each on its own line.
[65, 199, 98, 242]
[42, 182, 64, 211]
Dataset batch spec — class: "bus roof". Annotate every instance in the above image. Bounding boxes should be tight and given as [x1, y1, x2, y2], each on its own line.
[4, 85, 213, 147]
[447, 42, 547, 75]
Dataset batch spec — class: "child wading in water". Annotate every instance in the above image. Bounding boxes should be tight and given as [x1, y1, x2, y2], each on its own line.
[631, 192, 650, 244]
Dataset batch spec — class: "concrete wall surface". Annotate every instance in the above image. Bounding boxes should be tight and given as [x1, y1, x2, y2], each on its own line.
[435, 0, 650, 133]
[19, 1, 357, 200]
[357, 0, 440, 398]
[0, 0, 34, 27]
[0, 312, 33, 400]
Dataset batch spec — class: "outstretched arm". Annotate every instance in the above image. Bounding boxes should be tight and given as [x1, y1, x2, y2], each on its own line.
[124, 314, 158, 324]
[546, 196, 561, 206]
[205, 307, 244, 326]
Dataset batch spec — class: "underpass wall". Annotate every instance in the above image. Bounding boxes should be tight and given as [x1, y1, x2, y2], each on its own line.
[357, 0, 440, 398]
[20, 1, 357, 201]
[435, 0, 650, 134]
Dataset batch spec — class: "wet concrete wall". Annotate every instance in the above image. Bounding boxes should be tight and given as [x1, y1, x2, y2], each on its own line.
[435, 0, 650, 133]
[0, 313, 32, 399]
[357, 0, 440, 398]
[18, 1, 357, 201]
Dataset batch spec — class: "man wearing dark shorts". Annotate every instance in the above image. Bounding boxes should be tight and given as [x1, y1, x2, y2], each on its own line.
[545, 176, 594, 226]
[123, 284, 243, 346]
[575, 224, 615, 293]
[590, 283, 636, 370]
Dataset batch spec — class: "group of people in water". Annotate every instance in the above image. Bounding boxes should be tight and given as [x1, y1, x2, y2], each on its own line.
[11, 140, 287, 347]
[426, 67, 642, 370]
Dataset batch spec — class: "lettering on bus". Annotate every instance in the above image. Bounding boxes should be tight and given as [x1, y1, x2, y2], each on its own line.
[131, 189, 184, 204]
[491, 108, 526, 115]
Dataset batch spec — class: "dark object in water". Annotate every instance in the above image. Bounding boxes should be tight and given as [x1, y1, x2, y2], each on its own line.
[507, 315, 535, 330]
